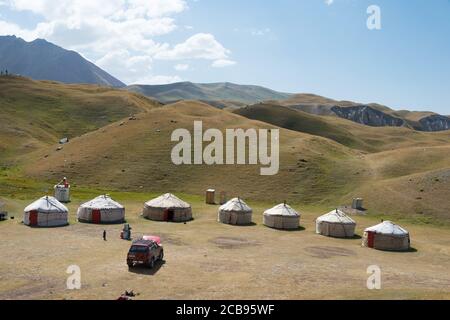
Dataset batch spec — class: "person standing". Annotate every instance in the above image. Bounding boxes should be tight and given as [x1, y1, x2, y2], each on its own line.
[103, 230, 107, 241]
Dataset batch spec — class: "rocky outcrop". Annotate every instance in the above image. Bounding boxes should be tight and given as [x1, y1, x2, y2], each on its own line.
[419, 115, 450, 132]
[331, 105, 405, 127]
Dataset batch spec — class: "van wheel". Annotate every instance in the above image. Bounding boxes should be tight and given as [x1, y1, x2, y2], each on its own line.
[148, 258, 155, 269]
[159, 251, 164, 261]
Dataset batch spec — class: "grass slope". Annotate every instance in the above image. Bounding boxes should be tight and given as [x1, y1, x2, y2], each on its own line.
[234, 103, 450, 153]
[0, 76, 160, 162]
[1, 78, 450, 224]
[1, 193, 449, 300]
[21, 100, 365, 208]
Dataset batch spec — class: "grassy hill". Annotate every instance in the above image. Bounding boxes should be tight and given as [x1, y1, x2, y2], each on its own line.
[21, 100, 366, 207]
[0, 76, 159, 162]
[1, 77, 450, 225]
[126, 82, 291, 104]
[235, 103, 450, 153]
[271, 94, 450, 131]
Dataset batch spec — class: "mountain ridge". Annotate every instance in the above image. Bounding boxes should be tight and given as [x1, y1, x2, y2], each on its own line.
[268, 94, 450, 132]
[126, 81, 292, 105]
[0, 35, 125, 87]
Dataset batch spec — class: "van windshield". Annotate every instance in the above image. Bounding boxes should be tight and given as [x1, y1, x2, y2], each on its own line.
[129, 246, 149, 253]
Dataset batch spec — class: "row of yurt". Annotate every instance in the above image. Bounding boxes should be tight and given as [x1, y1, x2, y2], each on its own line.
[77, 195, 125, 224]
[143, 193, 192, 222]
[21, 192, 411, 251]
[23, 195, 126, 227]
[217, 198, 301, 229]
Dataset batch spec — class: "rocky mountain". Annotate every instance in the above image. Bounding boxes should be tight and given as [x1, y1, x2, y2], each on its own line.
[268, 94, 449, 132]
[331, 105, 406, 128]
[418, 114, 450, 132]
[0, 36, 124, 87]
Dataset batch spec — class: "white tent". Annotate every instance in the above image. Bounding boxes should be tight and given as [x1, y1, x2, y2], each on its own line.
[263, 203, 300, 230]
[24, 196, 68, 227]
[316, 209, 356, 238]
[218, 198, 253, 225]
[77, 195, 125, 224]
[143, 193, 192, 222]
[362, 221, 410, 251]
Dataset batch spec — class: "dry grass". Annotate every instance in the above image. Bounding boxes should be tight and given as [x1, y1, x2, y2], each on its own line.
[0, 196, 449, 300]
[1, 78, 450, 300]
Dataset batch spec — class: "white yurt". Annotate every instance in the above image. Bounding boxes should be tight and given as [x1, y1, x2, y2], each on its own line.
[218, 198, 253, 225]
[23, 196, 69, 227]
[316, 209, 357, 238]
[362, 221, 410, 251]
[263, 203, 300, 230]
[143, 193, 192, 222]
[77, 195, 125, 224]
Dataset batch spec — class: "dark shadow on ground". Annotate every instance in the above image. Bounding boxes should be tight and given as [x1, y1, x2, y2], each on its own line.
[265, 226, 306, 232]
[128, 260, 166, 276]
[226, 222, 257, 227]
[380, 247, 418, 253]
[332, 234, 362, 240]
[77, 219, 127, 225]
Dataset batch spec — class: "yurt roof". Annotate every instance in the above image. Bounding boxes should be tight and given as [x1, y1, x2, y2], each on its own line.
[145, 193, 191, 209]
[316, 209, 356, 224]
[24, 196, 68, 213]
[364, 221, 409, 235]
[219, 198, 252, 212]
[80, 195, 124, 210]
[264, 203, 300, 217]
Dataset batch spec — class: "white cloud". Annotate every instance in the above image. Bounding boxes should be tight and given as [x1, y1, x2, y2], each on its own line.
[132, 74, 182, 85]
[96, 49, 152, 84]
[174, 63, 189, 71]
[155, 33, 231, 61]
[325, 0, 334, 5]
[0, 0, 236, 83]
[211, 59, 236, 68]
[251, 28, 271, 37]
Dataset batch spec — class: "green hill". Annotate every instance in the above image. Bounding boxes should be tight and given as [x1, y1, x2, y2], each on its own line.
[1, 77, 450, 224]
[0, 76, 159, 162]
[126, 81, 291, 104]
[234, 103, 450, 153]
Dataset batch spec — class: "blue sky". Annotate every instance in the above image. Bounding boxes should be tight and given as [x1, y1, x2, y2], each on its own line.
[0, 0, 449, 114]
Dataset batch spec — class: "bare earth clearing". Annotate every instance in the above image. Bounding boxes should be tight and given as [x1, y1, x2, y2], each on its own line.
[1, 199, 449, 300]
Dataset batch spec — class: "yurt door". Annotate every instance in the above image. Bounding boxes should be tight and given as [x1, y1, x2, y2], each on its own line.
[29, 210, 38, 226]
[168, 210, 175, 222]
[367, 231, 375, 248]
[92, 209, 101, 224]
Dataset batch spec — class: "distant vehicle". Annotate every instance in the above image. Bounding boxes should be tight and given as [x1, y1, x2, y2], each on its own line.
[0, 202, 7, 221]
[127, 238, 164, 269]
[0, 211, 8, 221]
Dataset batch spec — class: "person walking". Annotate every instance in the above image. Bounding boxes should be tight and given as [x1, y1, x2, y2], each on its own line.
[103, 230, 107, 241]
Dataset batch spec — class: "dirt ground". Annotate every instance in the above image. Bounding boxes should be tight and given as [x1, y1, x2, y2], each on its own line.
[0, 199, 449, 300]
